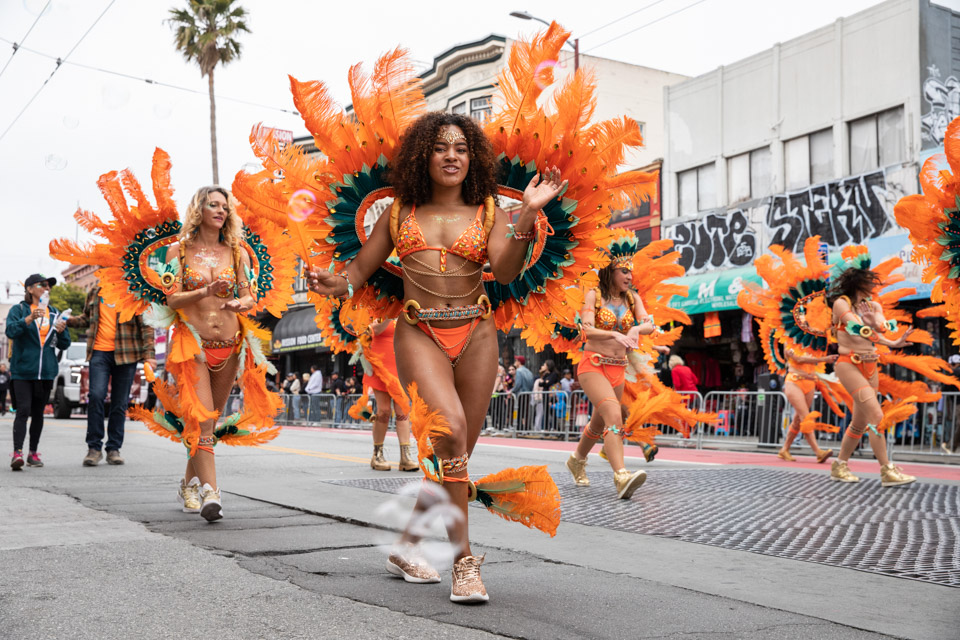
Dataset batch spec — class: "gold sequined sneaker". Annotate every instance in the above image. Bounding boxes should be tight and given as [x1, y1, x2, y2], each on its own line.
[178, 478, 201, 513]
[566, 454, 590, 487]
[613, 468, 646, 500]
[450, 555, 488, 603]
[370, 444, 391, 471]
[830, 460, 860, 483]
[386, 544, 441, 584]
[200, 483, 223, 522]
[880, 463, 916, 487]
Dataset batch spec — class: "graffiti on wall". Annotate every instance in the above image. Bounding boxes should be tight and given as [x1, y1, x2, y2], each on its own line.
[765, 170, 898, 254]
[921, 64, 959, 147]
[665, 208, 758, 271]
[665, 168, 909, 275]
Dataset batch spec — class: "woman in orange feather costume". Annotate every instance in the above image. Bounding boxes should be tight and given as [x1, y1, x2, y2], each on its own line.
[363, 319, 418, 472]
[50, 150, 294, 523]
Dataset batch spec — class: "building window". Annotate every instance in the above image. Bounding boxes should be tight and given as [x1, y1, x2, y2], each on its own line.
[452, 102, 466, 115]
[849, 106, 903, 174]
[784, 129, 833, 190]
[678, 162, 716, 216]
[726, 146, 771, 204]
[470, 96, 491, 122]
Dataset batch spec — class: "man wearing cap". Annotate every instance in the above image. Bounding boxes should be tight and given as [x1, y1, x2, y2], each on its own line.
[69, 283, 156, 466]
[5, 274, 70, 470]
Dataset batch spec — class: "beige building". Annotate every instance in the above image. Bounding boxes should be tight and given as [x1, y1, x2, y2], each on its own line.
[62, 263, 98, 292]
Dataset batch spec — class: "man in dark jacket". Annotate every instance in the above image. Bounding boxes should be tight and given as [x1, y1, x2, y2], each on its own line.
[5, 274, 70, 470]
[69, 284, 155, 466]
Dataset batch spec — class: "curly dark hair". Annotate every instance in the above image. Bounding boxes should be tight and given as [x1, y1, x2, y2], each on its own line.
[826, 268, 882, 308]
[597, 264, 633, 306]
[391, 112, 499, 206]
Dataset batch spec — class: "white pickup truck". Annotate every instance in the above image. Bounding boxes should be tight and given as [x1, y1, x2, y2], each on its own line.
[52, 343, 147, 418]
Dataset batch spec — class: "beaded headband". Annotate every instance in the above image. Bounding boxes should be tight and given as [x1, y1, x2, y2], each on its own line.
[437, 127, 467, 145]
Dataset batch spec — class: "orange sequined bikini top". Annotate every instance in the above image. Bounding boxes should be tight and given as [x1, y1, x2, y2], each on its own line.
[395, 204, 489, 270]
[181, 265, 237, 298]
[594, 290, 636, 333]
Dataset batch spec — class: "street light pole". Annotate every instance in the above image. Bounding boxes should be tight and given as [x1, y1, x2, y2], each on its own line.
[509, 11, 579, 71]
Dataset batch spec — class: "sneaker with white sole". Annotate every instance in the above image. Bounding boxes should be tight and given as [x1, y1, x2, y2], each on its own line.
[199, 483, 222, 522]
[386, 544, 441, 583]
[450, 555, 488, 603]
[178, 477, 201, 513]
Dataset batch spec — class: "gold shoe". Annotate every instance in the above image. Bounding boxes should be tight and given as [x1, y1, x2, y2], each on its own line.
[450, 555, 489, 603]
[598, 447, 608, 462]
[178, 478, 201, 513]
[641, 443, 658, 463]
[613, 468, 647, 500]
[777, 448, 795, 462]
[386, 544, 441, 583]
[880, 463, 916, 487]
[830, 460, 860, 483]
[370, 444, 391, 471]
[816, 448, 834, 464]
[200, 483, 223, 522]
[566, 454, 590, 487]
[398, 443, 418, 472]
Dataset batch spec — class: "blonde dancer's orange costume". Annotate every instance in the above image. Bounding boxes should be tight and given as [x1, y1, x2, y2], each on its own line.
[50, 150, 296, 458]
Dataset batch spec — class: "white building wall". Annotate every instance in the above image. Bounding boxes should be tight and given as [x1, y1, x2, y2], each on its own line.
[665, 0, 921, 224]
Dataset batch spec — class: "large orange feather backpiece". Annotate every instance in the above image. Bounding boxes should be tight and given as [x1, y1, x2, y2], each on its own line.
[236, 23, 656, 350]
[895, 116, 960, 344]
[50, 150, 295, 455]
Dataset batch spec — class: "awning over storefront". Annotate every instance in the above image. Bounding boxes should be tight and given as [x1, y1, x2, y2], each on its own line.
[271, 306, 329, 354]
[668, 266, 762, 315]
[668, 233, 930, 315]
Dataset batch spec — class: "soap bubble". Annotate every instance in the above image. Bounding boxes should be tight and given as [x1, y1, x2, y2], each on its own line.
[44, 154, 67, 171]
[288, 189, 317, 222]
[62, 115, 79, 129]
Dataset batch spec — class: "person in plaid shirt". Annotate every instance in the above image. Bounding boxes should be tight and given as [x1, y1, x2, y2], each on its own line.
[68, 284, 155, 466]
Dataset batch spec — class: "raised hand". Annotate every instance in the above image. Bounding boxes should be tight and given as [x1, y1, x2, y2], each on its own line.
[891, 327, 915, 349]
[206, 280, 232, 298]
[306, 269, 347, 297]
[857, 300, 880, 325]
[522, 165, 568, 214]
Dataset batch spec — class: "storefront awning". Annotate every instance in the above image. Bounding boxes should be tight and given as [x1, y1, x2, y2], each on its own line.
[271, 306, 329, 354]
[668, 233, 930, 315]
[668, 266, 762, 315]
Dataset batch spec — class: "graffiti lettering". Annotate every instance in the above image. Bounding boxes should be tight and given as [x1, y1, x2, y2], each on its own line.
[921, 65, 959, 147]
[766, 170, 894, 253]
[665, 209, 757, 272]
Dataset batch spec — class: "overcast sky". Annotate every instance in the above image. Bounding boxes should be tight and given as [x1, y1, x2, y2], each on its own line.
[0, 0, 897, 302]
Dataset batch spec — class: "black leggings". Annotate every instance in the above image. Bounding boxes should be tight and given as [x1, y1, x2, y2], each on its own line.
[12, 379, 53, 452]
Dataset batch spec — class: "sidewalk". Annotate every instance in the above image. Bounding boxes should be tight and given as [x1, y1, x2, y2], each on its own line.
[2, 416, 957, 639]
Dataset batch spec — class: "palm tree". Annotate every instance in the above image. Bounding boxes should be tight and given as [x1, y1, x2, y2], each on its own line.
[167, 0, 249, 184]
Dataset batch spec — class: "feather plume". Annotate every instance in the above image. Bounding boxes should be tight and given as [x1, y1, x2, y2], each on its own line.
[472, 465, 561, 537]
[798, 411, 839, 434]
[406, 382, 453, 482]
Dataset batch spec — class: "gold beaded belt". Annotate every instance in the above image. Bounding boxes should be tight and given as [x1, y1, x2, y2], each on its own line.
[201, 332, 242, 349]
[844, 352, 880, 364]
[402, 295, 492, 325]
[787, 371, 817, 381]
[589, 353, 628, 367]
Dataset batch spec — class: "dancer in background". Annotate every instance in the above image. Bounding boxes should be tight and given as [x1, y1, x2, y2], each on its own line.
[363, 319, 417, 472]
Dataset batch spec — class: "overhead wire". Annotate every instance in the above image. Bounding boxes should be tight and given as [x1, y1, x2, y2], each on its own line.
[0, 0, 52, 80]
[0, 0, 117, 144]
[584, 0, 713, 53]
[577, 0, 675, 39]
[0, 38, 299, 116]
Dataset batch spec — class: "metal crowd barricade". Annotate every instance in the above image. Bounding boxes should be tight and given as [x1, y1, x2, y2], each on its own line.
[511, 390, 574, 439]
[700, 390, 789, 449]
[485, 393, 517, 434]
[889, 390, 960, 458]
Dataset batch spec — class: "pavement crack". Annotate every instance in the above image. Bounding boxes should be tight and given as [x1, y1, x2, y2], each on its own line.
[242, 543, 378, 558]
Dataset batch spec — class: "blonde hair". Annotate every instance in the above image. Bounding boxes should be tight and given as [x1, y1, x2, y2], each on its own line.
[180, 186, 243, 249]
[668, 355, 684, 368]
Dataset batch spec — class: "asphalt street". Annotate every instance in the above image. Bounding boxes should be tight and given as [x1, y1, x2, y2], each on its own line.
[1, 415, 957, 640]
